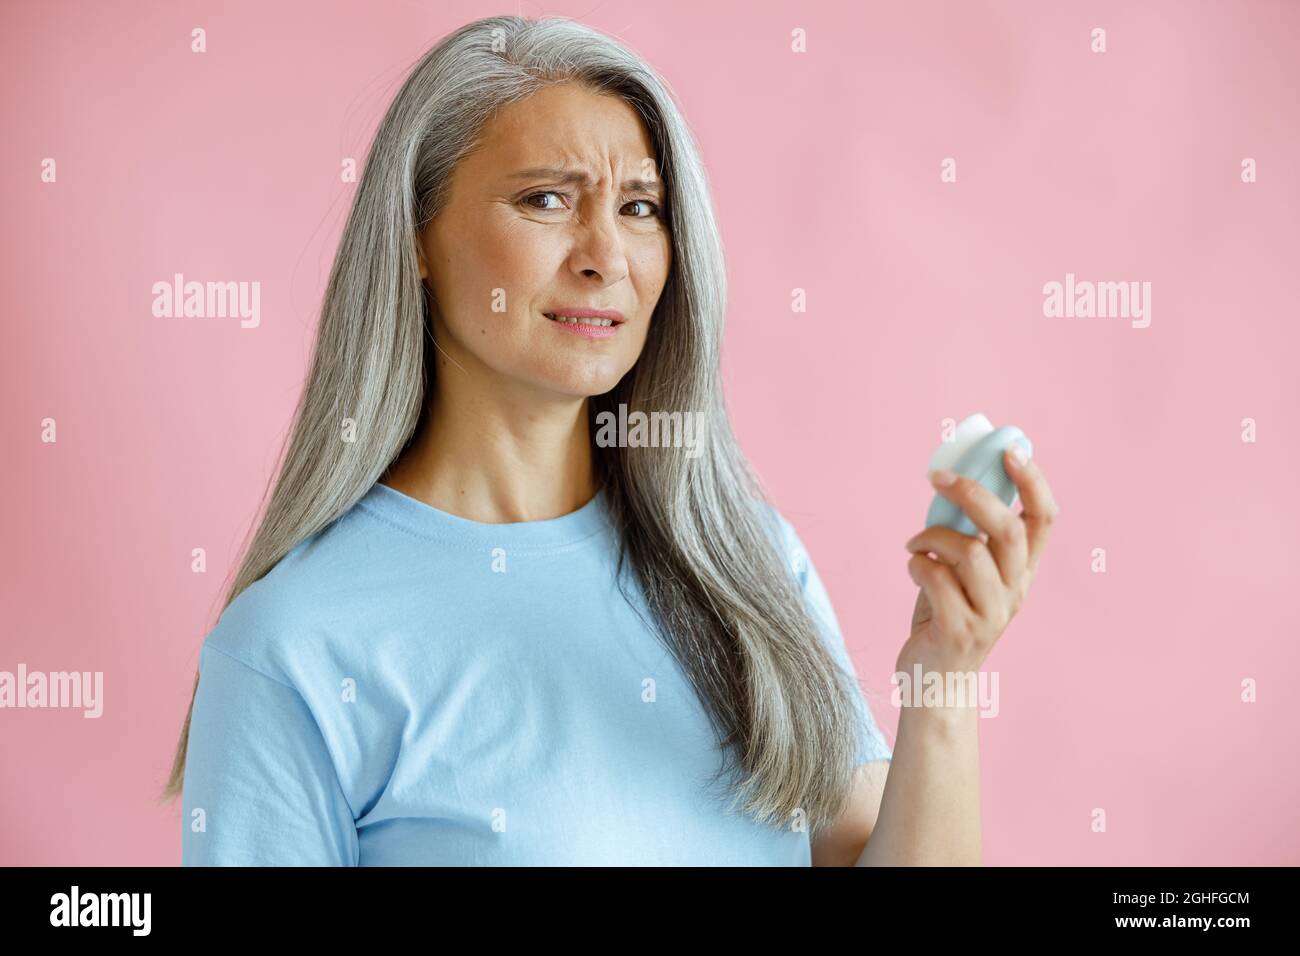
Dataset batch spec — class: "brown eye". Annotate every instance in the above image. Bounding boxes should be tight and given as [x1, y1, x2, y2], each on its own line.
[522, 191, 567, 210]
[623, 200, 661, 218]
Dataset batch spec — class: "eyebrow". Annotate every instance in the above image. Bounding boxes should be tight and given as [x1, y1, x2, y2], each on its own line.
[507, 166, 664, 199]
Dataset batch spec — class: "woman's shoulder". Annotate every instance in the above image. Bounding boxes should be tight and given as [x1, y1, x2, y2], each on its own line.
[199, 553, 326, 689]
[198, 503, 377, 685]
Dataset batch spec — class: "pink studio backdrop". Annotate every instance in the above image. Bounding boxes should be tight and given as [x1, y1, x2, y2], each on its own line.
[3, 0, 1297, 866]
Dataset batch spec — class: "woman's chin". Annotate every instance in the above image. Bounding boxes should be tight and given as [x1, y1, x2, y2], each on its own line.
[528, 360, 632, 400]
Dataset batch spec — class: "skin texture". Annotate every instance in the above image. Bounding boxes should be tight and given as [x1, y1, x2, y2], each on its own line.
[383, 80, 671, 521]
[810, 760, 891, 865]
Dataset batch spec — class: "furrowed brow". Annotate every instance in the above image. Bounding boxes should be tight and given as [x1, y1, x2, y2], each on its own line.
[508, 166, 664, 199]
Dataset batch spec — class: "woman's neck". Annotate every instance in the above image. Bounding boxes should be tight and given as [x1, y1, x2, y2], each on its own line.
[380, 376, 599, 524]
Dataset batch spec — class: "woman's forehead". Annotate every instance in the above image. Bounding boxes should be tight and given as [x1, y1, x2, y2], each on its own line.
[473, 86, 656, 170]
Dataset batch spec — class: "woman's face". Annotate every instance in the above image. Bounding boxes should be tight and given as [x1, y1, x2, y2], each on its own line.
[418, 81, 672, 401]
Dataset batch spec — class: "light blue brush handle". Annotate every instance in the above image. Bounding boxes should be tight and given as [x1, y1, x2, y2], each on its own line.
[925, 425, 1032, 536]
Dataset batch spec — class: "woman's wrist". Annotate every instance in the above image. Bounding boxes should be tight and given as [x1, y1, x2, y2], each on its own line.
[895, 690, 981, 743]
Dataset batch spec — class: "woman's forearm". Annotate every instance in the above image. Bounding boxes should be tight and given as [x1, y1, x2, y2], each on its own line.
[856, 702, 982, 866]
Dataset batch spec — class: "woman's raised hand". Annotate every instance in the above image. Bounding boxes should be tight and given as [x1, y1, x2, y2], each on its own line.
[898, 446, 1059, 677]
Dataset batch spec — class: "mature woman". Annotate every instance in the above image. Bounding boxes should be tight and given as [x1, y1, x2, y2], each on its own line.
[163, 14, 1057, 866]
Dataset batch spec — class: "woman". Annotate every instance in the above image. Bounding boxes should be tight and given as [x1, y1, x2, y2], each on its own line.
[163, 14, 1057, 866]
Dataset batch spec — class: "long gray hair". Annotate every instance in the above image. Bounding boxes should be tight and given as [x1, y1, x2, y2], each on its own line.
[161, 14, 870, 834]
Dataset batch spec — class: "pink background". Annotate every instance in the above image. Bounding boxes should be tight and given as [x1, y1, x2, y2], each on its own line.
[3, 0, 1297, 865]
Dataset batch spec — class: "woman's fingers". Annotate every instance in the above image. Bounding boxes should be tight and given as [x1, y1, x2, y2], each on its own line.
[926, 466, 1028, 589]
[906, 446, 1059, 649]
[907, 552, 972, 631]
[905, 525, 1003, 619]
[1002, 446, 1060, 579]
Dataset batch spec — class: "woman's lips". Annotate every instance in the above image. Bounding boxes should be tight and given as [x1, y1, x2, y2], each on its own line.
[543, 312, 622, 339]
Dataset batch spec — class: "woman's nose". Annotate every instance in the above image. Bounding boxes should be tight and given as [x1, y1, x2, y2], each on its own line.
[569, 209, 629, 280]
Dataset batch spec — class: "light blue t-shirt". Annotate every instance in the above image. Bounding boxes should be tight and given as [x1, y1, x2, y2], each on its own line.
[180, 481, 892, 866]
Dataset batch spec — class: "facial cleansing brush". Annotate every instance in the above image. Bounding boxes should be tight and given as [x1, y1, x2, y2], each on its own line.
[925, 413, 1032, 536]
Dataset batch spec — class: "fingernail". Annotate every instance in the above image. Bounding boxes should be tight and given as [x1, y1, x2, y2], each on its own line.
[1009, 443, 1029, 467]
[929, 468, 958, 487]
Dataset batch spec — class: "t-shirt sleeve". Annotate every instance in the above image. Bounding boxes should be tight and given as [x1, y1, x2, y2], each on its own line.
[767, 507, 894, 766]
[181, 641, 358, 866]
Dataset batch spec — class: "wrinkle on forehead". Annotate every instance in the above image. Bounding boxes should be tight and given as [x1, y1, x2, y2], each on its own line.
[475, 84, 658, 189]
